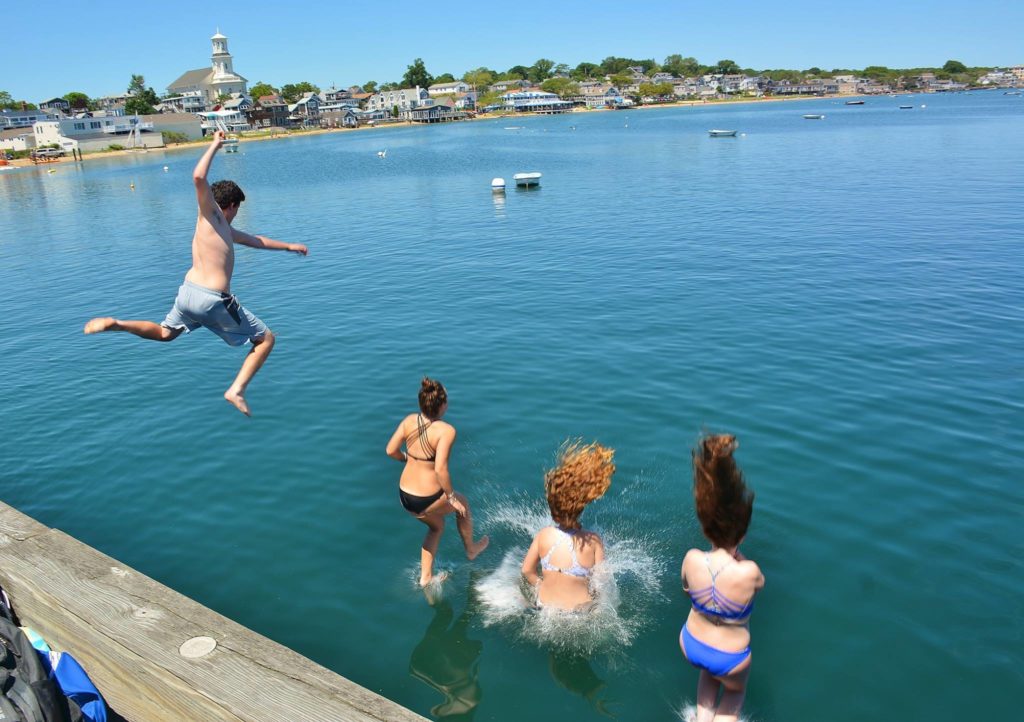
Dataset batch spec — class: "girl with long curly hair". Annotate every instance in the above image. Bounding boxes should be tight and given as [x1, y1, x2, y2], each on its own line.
[521, 440, 614, 610]
[680, 434, 765, 722]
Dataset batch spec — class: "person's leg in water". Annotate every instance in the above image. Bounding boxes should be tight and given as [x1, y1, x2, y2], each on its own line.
[415, 494, 489, 587]
[223, 330, 275, 417]
[448, 492, 489, 561]
[416, 512, 447, 587]
[84, 318, 182, 341]
[709, 660, 749, 722]
[695, 670, 720, 722]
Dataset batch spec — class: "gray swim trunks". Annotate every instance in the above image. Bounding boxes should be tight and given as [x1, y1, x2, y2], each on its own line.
[161, 280, 268, 346]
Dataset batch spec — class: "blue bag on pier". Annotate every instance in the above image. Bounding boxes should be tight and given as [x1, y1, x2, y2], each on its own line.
[47, 652, 107, 722]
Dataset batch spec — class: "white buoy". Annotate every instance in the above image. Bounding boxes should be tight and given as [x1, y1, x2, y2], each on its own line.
[491, 177, 506, 193]
[163, 166, 169, 171]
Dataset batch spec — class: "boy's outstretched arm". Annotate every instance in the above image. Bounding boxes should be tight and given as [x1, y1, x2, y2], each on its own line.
[231, 228, 308, 256]
[193, 131, 224, 218]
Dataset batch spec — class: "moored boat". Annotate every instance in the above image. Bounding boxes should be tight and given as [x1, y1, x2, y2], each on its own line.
[708, 129, 737, 137]
[845, 100, 865, 105]
[803, 114, 825, 119]
[513, 172, 542, 188]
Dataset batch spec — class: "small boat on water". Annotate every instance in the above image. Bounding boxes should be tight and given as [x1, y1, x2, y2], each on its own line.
[1005, 91, 1022, 96]
[513, 172, 542, 188]
[899, 105, 913, 110]
[803, 114, 825, 120]
[708, 129, 737, 137]
[845, 100, 865, 105]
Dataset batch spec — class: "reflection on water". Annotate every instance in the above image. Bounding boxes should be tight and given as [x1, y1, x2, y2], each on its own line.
[409, 597, 483, 720]
[548, 651, 615, 718]
[491, 192, 506, 218]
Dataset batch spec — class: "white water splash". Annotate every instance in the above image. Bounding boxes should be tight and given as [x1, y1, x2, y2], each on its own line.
[475, 498, 667, 655]
[675, 701, 756, 722]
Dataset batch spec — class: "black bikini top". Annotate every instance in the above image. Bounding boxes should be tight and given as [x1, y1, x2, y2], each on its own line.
[405, 414, 437, 462]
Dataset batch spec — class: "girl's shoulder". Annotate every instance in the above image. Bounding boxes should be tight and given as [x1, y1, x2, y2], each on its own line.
[736, 558, 764, 585]
[681, 548, 705, 574]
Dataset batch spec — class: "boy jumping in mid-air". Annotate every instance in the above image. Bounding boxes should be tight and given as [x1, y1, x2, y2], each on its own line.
[84, 131, 308, 416]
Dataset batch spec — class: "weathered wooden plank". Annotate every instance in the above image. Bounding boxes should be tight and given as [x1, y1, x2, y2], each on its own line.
[0, 502, 50, 542]
[0, 501, 426, 722]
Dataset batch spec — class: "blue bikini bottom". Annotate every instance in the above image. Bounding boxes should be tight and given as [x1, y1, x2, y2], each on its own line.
[680, 624, 750, 677]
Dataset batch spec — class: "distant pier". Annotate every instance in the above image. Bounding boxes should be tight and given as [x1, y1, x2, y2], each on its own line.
[0, 500, 426, 722]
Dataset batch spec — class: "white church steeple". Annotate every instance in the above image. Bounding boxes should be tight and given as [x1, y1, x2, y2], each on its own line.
[211, 29, 234, 79]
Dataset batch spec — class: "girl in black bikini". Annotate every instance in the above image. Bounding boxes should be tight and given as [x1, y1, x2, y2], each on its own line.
[386, 378, 489, 587]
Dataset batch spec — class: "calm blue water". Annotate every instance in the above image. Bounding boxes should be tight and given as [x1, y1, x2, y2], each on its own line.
[2, 92, 1022, 721]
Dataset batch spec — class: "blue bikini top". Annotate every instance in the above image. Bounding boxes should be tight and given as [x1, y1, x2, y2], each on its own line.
[540, 527, 591, 578]
[686, 553, 754, 621]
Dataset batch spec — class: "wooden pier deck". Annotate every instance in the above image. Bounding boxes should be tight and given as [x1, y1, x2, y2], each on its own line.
[0, 501, 426, 722]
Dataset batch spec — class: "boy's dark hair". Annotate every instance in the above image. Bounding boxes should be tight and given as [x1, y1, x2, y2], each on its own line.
[211, 180, 245, 209]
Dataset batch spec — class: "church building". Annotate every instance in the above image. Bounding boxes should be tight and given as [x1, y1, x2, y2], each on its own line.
[165, 30, 248, 113]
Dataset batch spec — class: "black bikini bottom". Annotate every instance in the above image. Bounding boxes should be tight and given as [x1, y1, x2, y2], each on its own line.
[400, 488, 444, 515]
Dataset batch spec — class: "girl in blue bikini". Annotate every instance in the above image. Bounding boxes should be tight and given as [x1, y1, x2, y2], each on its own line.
[680, 434, 765, 722]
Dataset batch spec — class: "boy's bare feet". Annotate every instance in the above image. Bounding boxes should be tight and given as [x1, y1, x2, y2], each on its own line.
[224, 389, 251, 417]
[84, 317, 118, 334]
[467, 536, 490, 561]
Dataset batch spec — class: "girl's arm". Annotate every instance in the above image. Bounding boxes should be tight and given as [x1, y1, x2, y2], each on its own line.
[433, 426, 466, 515]
[521, 535, 542, 586]
[385, 418, 408, 462]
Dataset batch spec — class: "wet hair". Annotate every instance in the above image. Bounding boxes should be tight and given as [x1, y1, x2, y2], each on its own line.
[211, 180, 245, 209]
[692, 434, 754, 548]
[418, 377, 447, 419]
[544, 440, 615, 530]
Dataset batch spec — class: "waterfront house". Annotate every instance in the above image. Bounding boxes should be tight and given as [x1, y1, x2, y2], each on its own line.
[319, 105, 359, 128]
[197, 109, 249, 134]
[321, 87, 361, 107]
[160, 90, 207, 115]
[578, 82, 622, 108]
[34, 114, 155, 152]
[93, 95, 129, 115]
[365, 86, 431, 115]
[978, 69, 1016, 86]
[489, 79, 530, 93]
[38, 97, 71, 113]
[428, 81, 471, 96]
[404, 97, 459, 123]
[1, 109, 59, 130]
[769, 78, 838, 96]
[288, 92, 321, 126]
[166, 30, 248, 113]
[453, 92, 476, 110]
[0, 128, 36, 153]
[247, 95, 290, 129]
[500, 90, 574, 113]
[220, 94, 252, 113]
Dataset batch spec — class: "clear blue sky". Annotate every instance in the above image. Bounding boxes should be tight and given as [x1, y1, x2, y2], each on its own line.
[5, 0, 1022, 102]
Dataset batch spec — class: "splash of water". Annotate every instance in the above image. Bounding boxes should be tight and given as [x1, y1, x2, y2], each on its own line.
[675, 702, 756, 722]
[475, 498, 667, 655]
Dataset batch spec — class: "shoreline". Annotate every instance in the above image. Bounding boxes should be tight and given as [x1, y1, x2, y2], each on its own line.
[3, 93, 853, 169]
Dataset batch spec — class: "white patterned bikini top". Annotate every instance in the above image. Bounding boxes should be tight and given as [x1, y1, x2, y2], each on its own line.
[540, 527, 591, 578]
